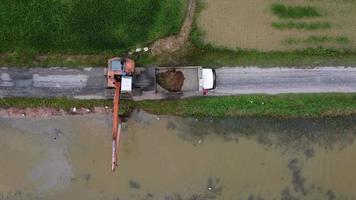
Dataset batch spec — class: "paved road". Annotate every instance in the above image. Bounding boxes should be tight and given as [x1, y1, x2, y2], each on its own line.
[0, 67, 107, 99]
[214, 67, 356, 95]
[1, 67, 356, 99]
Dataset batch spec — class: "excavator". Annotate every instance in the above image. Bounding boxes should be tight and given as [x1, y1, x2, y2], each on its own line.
[105, 57, 135, 171]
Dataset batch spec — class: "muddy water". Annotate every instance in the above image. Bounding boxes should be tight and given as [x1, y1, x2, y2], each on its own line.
[1, 111, 356, 199]
[198, 0, 356, 51]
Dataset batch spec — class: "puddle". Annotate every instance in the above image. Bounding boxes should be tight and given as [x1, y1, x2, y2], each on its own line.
[0, 111, 356, 199]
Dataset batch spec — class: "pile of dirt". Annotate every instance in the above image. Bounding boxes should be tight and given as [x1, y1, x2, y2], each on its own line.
[156, 70, 185, 92]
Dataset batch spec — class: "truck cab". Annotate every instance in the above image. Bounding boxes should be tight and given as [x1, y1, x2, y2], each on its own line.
[202, 68, 216, 90]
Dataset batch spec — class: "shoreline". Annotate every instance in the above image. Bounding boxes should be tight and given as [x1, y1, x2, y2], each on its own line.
[0, 106, 112, 118]
[1, 93, 356, 119]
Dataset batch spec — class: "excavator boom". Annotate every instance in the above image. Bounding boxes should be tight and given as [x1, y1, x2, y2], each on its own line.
[111, 81, 121, 171]
[106, 57, 135, 172]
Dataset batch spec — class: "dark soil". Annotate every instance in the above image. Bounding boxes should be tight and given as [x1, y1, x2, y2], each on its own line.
[156, 70, 185, 92]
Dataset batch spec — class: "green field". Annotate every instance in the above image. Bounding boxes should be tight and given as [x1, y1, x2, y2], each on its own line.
[0, 0, 186, 53]
[2, 94, 356, 118]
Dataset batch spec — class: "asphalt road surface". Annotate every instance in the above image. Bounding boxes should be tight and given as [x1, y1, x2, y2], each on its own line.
[0, 67, 107, 99]
[1, 67, 356, 99]
[214, 67, 356, 95]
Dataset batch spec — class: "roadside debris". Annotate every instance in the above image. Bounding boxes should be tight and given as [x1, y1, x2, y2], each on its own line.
[70, 107, 77, 113]
[0, 106, 112, 118]
[128, 47, 150, 55]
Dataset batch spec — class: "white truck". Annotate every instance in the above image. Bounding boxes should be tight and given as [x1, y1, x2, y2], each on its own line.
[132, 66, 216, 99]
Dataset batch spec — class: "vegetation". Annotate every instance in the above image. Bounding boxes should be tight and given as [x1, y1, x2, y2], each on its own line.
[272, 22, 331, 30]
[0, 97, 133, 115]
[0, 52, 112, 68]
[0, 0, 186, 53]
[173, 38, 356, 67]
[271, 4, 322, 19]
[2, 94, 356, 118]
[173, 0, 356, 67]
[0, 0, 355, 68]
[137, 94, 356, 118]
[283, 36, 350, 45]
[189, 4, 352, 67]
[0, 97, 110, 110]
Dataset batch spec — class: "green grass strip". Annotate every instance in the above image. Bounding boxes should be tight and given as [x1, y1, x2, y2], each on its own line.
[271, 4, 322, 19]
[137, 94, 356, 118]
[2, 94, 356, 118]
[176, 44, 356, 67]
[272, 22, 331, 30]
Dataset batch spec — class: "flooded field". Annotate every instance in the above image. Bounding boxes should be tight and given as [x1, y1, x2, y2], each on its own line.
[197, 0, 356, 51]
[1, 111, 356, 199]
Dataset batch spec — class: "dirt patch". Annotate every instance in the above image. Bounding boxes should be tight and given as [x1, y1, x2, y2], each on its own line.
[197, 0, 356, 51]
[150, 0, 196, 55]
[156, 70, 185, 92]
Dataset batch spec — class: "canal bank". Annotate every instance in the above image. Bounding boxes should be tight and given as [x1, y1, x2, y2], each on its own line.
[1, 92, 356, 118]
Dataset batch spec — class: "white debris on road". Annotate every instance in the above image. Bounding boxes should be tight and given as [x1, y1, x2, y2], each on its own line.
[0, 72, 14, 87]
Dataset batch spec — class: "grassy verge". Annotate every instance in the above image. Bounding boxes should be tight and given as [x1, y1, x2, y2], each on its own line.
[271, 4, 322, 19]
[166, 45, 356, 67]
[0, 97, 133, 115]
[2, 94, 356, 118]
[137, 94, 356, 118]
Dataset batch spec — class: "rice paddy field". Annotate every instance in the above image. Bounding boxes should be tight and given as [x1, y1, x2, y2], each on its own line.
[197, 0, 356, 51]
[0, 0, 186, 53]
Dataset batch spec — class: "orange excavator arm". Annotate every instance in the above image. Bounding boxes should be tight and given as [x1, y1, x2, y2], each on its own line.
[111, 81, 121, 171]
[107, 57, 135, 172]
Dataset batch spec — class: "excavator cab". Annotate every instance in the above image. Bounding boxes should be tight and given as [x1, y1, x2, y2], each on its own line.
[106, 57, 135, 90]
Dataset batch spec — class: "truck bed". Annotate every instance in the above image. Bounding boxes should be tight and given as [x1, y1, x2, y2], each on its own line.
[155, 67, 202, 93]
